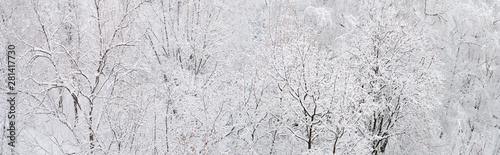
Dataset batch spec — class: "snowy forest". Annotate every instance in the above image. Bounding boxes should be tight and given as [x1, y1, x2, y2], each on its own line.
[0, 0, 499, 154]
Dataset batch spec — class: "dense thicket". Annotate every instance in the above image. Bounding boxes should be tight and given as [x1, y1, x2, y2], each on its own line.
[0, 0, 499, 154]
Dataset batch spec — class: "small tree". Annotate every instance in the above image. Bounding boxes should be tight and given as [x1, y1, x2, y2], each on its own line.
[338, 2, 441, 154]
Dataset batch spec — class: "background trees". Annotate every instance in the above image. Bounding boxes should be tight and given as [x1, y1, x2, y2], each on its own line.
[0, 0, 499, 154]
[424, 0, 500, 154]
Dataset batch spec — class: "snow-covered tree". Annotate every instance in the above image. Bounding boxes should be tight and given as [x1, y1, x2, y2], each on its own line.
[1, 0, 499, 154]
